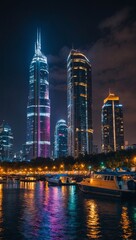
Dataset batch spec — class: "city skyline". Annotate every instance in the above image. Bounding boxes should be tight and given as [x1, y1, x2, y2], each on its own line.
[0, 1, 136, 152]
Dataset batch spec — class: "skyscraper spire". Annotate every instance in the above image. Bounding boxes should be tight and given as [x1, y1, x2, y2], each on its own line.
[37, 28, 41, 50]
[35, 28, 41, 53]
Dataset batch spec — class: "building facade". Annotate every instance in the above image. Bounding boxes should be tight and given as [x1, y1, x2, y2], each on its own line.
[54, 119, 68, 159]
[67, 49, 93, 158]
[101, 92, 124, 152]
[26, 31, 50, 159]
[0, 121, 14, 161]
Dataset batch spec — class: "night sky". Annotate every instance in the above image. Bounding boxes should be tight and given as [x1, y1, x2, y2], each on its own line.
[0, 0, 136, 153]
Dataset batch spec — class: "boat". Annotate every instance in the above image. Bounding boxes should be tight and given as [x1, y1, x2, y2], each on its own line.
[78, 170, 136, 198]
[20, 176, 37, 182]
[47, 175, 76, 186]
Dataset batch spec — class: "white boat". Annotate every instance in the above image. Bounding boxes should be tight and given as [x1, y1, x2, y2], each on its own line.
[47, 175, 76, 186]
[78, 171, 136, 198]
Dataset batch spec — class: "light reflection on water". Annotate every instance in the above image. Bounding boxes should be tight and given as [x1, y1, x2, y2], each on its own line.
[0, 182, 135, 239]
[120, 206, 133, 240]
[0, 185, 3, 235]
[85, 200, 101, 239]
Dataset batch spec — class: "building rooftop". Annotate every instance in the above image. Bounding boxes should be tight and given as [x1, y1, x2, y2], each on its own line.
[104, 93, 119, 104]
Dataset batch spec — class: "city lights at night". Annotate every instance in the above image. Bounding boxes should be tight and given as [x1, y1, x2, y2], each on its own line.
[0, 0, 136, 239]
[0, 1, 136, 154]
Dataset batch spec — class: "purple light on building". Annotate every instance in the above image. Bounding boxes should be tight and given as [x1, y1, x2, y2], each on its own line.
[26, 30, 50, 159]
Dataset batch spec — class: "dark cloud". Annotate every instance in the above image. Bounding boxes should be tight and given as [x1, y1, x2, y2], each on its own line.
[99, 7, 130, 30]
[49, 67, 67, 91]
[86, 7, 136, 147]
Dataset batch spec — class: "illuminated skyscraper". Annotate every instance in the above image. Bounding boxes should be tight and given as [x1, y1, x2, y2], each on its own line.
[0, 121, 14, 161]
[101, 92, 124, 152]
[67, 49, 93, 158]
[26, 31, 50, 159]
[54, 119, 68, 159]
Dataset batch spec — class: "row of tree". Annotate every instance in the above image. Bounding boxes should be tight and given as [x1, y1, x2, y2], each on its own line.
[0, 149, 136, 172]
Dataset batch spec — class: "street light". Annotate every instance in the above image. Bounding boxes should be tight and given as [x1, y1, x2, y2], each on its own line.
[52, 166, 56, 172]
[60, 164, 64, 172]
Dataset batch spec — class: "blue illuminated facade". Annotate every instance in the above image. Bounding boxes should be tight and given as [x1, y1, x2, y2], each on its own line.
[54, 119, 68, 159]
[101, 92, 124, 152]
[0, 121, 14, 161]
[26, 31, 50, 159]
[67, 49, 93, 158]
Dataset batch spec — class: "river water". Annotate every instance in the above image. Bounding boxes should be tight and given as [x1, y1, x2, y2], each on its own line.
[0, 181, 136, 240]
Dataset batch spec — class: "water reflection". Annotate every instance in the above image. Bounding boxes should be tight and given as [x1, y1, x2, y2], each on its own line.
[83, 196, 122, 240]
[120, 205, 133, 240]
[20, 181, 36, 190]
[45, 186, 66, 239]
[85, 200, 101, 239]
[0, 183, 135, 239]
[0, 185, 3, 234]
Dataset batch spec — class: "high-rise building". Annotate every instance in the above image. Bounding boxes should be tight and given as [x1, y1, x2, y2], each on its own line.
[26, 31, 50, 159]
[67, 49, 93, 158]
[54, 119, 68, 159]
[0, 121, 14, 161]
[101, 92, 124, 152]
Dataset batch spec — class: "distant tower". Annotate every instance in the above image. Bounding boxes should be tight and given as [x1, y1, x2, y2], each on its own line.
[26, 30, 50, 159]
[0, 121, 14, 161]
[54, 119, 68, 159]
[101, 92, 124, 152]
[67, 49, 93, 158]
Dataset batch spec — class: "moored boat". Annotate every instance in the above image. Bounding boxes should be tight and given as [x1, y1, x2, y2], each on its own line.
[20, 176, 37, 182]
[47, 175, 76, 186]
[78, 170, 136, 198]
